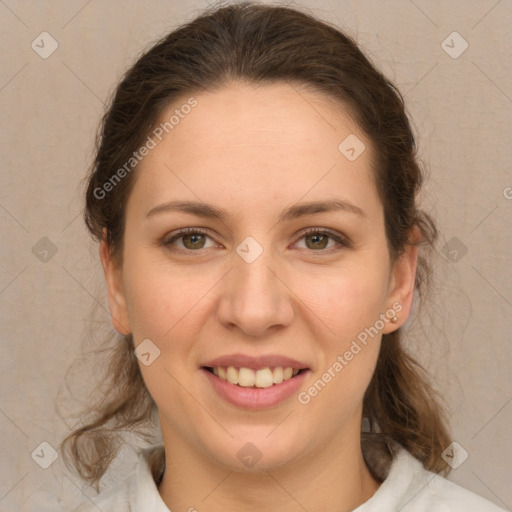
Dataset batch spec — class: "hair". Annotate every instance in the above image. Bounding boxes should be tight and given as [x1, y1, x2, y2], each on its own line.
[60, 0, 452, 489]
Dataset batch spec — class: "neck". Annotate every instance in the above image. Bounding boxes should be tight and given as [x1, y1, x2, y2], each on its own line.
[157, 429, 381, 512]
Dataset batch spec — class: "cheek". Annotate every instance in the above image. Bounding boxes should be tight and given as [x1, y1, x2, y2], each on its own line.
[299, 273, 384, 416]
[295, 263, 390, 342]
[122, 255, 203, 342]
[122, 259, 204, 407]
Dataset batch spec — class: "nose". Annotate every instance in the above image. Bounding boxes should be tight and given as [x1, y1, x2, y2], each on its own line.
[216, 244, 295, 337]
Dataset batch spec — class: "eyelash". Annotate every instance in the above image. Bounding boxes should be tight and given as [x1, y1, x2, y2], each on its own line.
[162, 227, 352, 254]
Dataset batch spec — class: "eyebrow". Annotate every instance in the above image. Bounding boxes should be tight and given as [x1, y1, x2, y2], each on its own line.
[145, 198, 366, 224]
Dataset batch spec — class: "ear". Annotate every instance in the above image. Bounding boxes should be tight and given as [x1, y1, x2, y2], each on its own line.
[99, 229, 132, 335]
[382, 228, 419, 334]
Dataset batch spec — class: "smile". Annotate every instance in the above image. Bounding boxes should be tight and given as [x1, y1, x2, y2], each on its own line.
[200, 354, 311, 409]
[205, 366, 303, 388]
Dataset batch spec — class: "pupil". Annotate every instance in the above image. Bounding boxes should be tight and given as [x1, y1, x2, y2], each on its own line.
[308, 234, 327, 249]
[185, 234, 204, 249]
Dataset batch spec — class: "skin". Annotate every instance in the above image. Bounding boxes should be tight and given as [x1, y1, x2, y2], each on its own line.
[100, 81, 418, 512]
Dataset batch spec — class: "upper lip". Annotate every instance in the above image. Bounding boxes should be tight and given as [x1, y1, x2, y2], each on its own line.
[202, 354, 309, 370]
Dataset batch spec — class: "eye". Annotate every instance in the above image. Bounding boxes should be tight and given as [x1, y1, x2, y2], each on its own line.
[162, 227, 352, 254]
[294, 228, 351, 252]
[162, 228, 217, 252]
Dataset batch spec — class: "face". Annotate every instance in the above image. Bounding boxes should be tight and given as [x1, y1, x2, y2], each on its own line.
[101, 81, 417, 473]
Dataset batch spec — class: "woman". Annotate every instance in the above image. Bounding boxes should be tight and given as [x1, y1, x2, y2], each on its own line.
[62, 2, 506, 510]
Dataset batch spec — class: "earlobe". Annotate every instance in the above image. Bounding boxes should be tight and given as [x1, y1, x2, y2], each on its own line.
[99, 231, 132, 335]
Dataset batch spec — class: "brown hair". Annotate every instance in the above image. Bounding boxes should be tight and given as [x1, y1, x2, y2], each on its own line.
[60, 0, 452, 489]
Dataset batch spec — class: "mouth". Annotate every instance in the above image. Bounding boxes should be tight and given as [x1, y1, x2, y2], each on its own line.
[202, 365, 307, 388]
[201, 364, 310, 410]
[200, 354, 311, 409]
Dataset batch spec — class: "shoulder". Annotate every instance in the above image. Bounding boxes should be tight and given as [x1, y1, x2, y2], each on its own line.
[364, 442, 507, 512]
[70, 473, 133, 512]
[412, 472, 507, 512]
[70, 445, 168, 512]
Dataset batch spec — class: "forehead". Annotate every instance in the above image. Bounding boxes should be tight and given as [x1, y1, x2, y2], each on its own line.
[157, 81, 362, 159]
[129, 81, 381, 222]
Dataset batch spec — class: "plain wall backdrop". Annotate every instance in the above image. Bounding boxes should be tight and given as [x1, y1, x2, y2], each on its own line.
[1, 0, 511, 510]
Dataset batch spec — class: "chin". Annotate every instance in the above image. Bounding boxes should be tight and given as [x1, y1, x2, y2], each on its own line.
[202, 428, 307, 473]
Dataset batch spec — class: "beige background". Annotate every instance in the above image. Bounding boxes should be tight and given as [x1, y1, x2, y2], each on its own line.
[1, 0, 511, 510]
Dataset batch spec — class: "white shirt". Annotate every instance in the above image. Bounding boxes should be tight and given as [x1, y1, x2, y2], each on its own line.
[71, 440, 506, 511]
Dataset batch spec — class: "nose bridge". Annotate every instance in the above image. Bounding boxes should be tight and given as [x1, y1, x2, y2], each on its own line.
[217, 237, 294, 335]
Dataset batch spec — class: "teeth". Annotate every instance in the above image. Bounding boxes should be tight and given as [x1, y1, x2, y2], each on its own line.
[272, 366, 283, 384]
[255, 368, 274, 388]
[226, 366, 239, 385]
[238, 367, 255, 387]
[212, 366, 301, 388]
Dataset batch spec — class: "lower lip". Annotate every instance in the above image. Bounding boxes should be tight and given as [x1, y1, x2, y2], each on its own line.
[201, 368, 310, 410]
